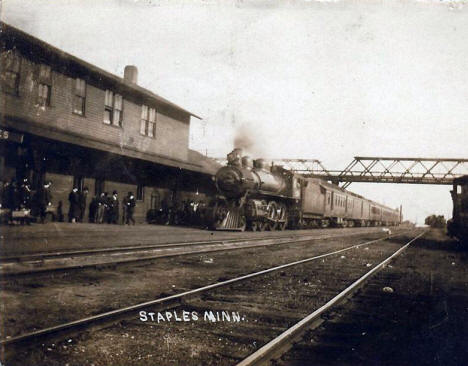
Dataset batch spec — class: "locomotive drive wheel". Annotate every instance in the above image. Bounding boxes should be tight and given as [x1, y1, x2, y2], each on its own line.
[268, 222, 278, 231]
[238, 216, 246, 232]
[267, 201, 278, 220]
[279, 220, 287, 231]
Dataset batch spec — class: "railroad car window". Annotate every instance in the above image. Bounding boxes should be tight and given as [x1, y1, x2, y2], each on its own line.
[73, 78, 86, 116]
[1, 50, 21, 95]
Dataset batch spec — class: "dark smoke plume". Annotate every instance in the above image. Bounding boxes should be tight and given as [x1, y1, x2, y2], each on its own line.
[233, 124, 255, 153]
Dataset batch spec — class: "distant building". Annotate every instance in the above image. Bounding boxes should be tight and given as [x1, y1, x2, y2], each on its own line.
[0, 22, 219, 223]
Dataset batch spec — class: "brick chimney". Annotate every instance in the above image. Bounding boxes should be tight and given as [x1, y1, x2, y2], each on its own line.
[124, 65, 138, 84]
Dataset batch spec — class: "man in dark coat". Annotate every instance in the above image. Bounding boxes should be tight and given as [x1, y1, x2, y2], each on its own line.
[97, 192, 107, 224]
[79, 187, 89, 222]
[5, 179, 18, 211]
[110, 191, 119, 224]
[89, 194, 98, 223]
[18, 178, 32, 209]
[105, 192, 113, 224]
[34, 181, 52, 223]
[68, 187, 80, 223]
[123, 192, 136, 225]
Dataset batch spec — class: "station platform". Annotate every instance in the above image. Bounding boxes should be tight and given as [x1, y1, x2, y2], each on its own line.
[0, 223, 392, 257]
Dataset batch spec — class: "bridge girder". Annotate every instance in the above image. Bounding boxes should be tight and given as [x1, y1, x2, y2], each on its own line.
[276, 157, 468, 188]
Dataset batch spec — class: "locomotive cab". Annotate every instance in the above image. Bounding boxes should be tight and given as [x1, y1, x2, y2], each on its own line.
[448, 175, 468, 243]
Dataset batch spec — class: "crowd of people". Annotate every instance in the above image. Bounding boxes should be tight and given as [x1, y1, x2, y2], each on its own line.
[0, 179, 137, 225]
[1, 179, 210, 227]
[0, 179, 53, 224]
[86, 190, 136, 225]
[148, 198, 209, 227]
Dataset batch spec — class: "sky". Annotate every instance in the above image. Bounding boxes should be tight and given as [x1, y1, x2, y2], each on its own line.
[2, 0, 468, 223]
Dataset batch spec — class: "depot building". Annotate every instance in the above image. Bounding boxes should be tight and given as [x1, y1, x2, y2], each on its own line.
[0, 22, 219, 223]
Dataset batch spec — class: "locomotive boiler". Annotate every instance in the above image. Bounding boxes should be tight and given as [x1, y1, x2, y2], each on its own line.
[210, 149, 297, 231]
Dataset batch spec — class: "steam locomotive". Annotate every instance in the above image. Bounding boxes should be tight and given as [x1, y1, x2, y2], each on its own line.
[208, 149, 400, 231]
[447, 175, 468, 243]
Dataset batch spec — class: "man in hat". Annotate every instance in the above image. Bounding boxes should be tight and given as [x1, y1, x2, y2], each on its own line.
[19, 178, 32, 209]
[97, 192, 108, 224]
[68, 187, 80, 223]
[123, 191, 136, 225]
[110, 191, 119, 224]
[34, 181, 52, 224]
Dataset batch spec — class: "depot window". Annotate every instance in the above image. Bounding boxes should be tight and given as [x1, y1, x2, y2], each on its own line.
[136, 184, 144, 201]
[95, 179, 105, 196]
[37, 65, 52, 107]
[140, 105, 156, 138]
[73, 78, 86, 115]
[1, 50, 21, 95]
[104, 90, 123, 127]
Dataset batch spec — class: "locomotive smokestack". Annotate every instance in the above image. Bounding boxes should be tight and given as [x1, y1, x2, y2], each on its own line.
[227, 148, 242, 167]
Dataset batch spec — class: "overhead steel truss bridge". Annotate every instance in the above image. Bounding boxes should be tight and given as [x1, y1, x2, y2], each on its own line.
[213, 156, 468, 188]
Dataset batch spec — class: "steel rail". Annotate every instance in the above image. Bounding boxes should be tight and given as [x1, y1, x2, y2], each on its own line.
[0, 231, 410, 348]
[0, 234, 308, 262]
[0, 228, 398, 277]
[235, 230, 427, 366]
[1, 228, 391, 262]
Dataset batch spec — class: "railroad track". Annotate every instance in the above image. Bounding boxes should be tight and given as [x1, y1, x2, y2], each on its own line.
[0, 228, 404, 277]
[236, 231, 426, 366]
[1, 230, 423, 365]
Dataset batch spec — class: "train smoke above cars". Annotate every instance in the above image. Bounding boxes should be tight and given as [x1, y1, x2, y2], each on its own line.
[233, 123, 265, 158]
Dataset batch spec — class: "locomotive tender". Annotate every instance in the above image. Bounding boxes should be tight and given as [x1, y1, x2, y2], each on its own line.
[447, 175, 468, 243]
[209, 149, 400, 231]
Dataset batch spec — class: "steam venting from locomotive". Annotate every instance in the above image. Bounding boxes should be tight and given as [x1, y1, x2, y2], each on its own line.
[232, 123, 265, 158]
[233, 126, 254, 153]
